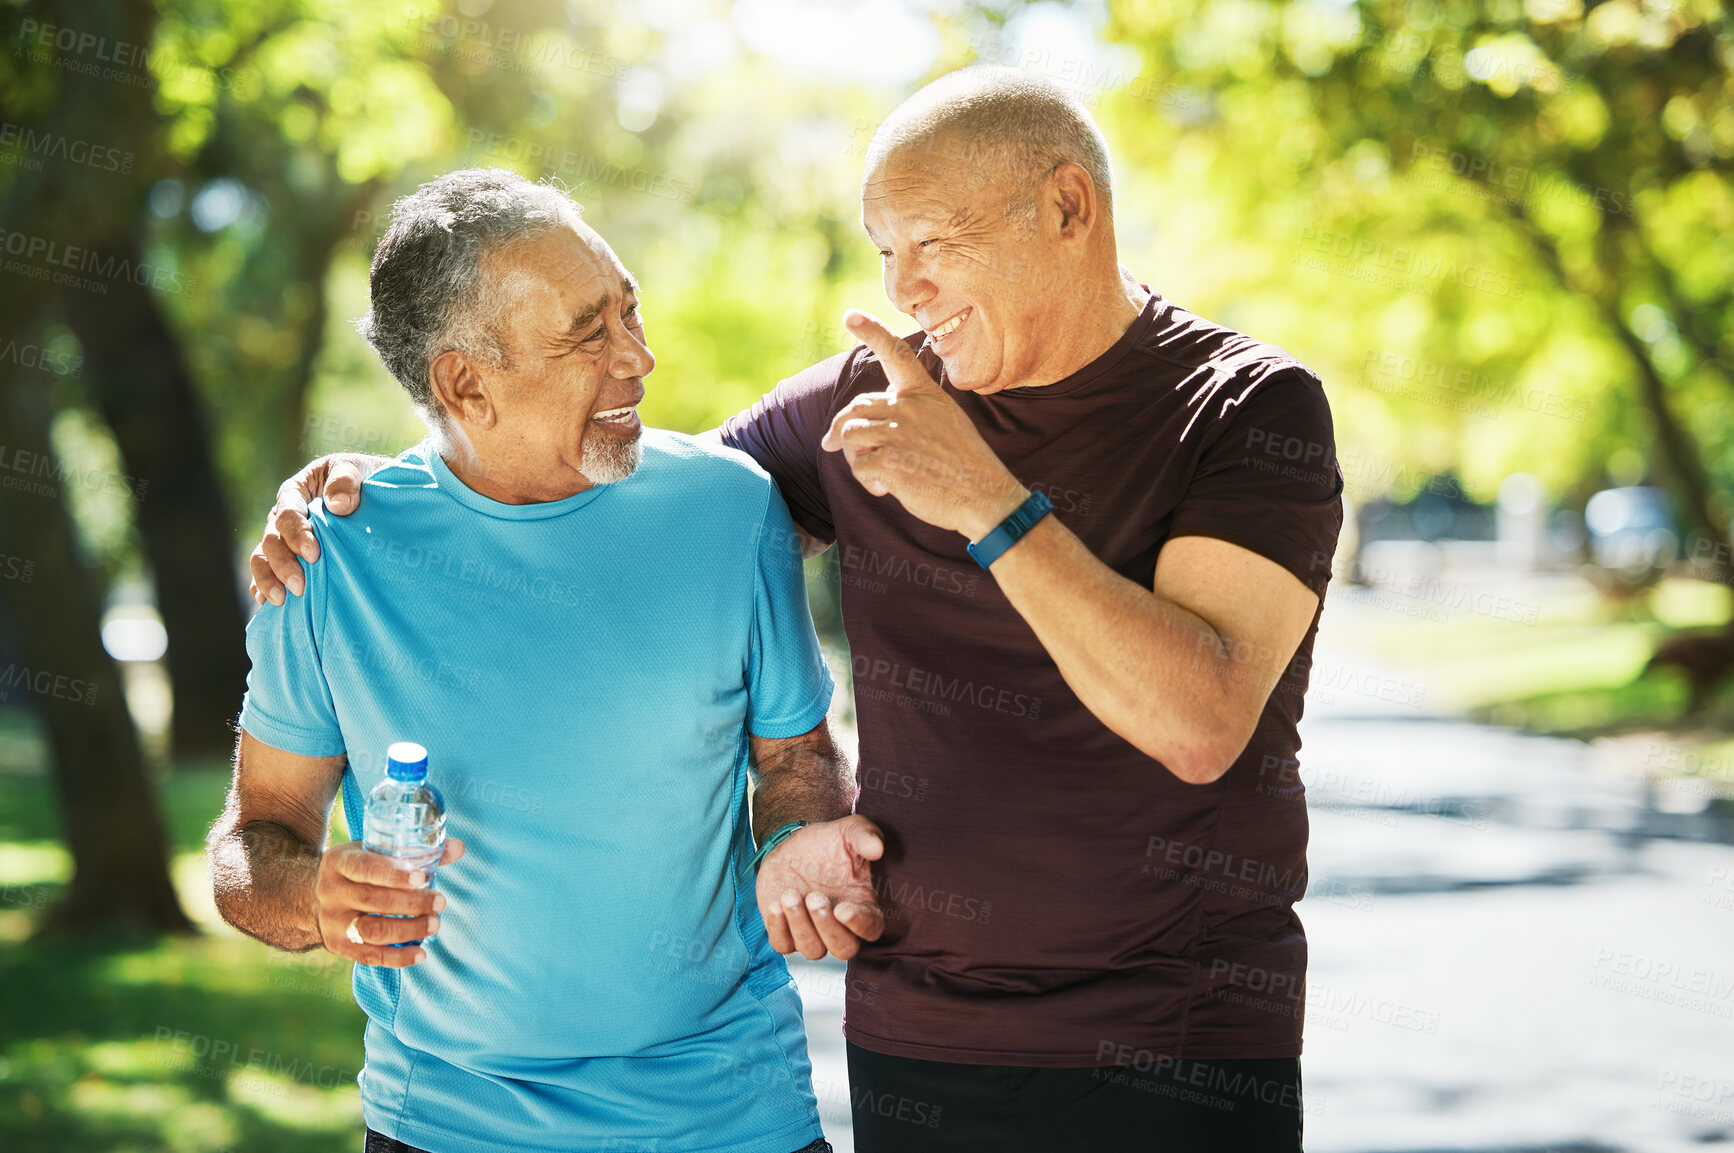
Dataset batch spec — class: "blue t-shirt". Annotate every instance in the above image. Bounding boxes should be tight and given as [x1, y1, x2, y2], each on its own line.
[239, 430, 834, 1153]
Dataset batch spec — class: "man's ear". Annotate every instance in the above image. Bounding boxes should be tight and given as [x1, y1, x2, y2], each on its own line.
[1048, 162, 1098, 239]
[429, 351, 494, 428]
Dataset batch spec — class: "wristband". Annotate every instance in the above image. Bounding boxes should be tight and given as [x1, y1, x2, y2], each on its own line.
[750, 820, 808, 873]
[967, 490, 1053, 570]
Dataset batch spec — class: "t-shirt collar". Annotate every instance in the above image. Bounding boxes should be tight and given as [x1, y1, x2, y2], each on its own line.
[422, 439, 614, 520]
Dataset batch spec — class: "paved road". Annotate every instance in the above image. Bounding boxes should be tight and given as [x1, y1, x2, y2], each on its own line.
[788, 711, 1734, 1151]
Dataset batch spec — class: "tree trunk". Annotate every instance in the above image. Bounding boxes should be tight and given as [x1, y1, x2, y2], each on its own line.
[62, 243, 250, 761]
[1508, 204, 1734, 589]
[0, 0, 191, 934]
[0, 370, 194, 937]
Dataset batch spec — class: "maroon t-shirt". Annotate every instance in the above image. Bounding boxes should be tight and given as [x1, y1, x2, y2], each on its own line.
[721, 290, 1343, 1064]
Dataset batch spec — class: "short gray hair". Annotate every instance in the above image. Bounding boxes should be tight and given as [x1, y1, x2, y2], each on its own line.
[357, 168, 583, 419]
[865, 66, 1115, 229]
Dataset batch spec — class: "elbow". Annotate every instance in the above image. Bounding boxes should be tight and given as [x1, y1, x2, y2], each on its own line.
[1156, 741, 1237, 786]
[1127, 712, 1251, 787]
[1165, 750, 1236, 786]
[204, 817, 253, 927]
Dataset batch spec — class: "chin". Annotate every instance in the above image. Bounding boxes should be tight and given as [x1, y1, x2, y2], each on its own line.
[579, 427, 643, 485]
[939, 359, 995, 393]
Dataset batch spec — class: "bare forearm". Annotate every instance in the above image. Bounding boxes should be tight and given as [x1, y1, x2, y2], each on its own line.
[751, 722, 856, 843]
[207, 820, 325, 952]
[986, 517, 1240, 776]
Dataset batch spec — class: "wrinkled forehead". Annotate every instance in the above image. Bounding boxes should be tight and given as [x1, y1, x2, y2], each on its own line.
[489, 223, 627, 303]
[483, 223, 637, 350]
[861, 139, 1011, 236]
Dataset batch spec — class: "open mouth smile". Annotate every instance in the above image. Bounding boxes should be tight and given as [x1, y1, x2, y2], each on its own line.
[926, 308, 971, 344]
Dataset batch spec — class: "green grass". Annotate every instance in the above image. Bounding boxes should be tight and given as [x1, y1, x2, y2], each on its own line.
[0, 769, 370, 1153]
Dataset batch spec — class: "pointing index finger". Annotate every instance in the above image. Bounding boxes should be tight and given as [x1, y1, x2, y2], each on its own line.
[844, 309, 934, 395]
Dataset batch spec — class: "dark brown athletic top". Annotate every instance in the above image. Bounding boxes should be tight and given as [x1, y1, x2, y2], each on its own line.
[722, 290, 1343, 1063]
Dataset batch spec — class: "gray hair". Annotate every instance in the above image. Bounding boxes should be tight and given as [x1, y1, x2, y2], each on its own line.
[865, 65, 1115, 231]
[356, 168, 583, 420]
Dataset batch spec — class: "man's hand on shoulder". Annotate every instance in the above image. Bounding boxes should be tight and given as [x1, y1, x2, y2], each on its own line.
[757, 815, 885, 961]
[249, 453, 389, 606]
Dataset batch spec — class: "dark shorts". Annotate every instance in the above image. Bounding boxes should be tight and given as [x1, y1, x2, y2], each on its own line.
[847, 1043, 1303, 1153]
[364, 1130, 831, 1153]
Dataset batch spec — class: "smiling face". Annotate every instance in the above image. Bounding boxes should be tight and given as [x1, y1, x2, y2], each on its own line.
[437, 223, 653, 501]
[862, 147, 1057, 396]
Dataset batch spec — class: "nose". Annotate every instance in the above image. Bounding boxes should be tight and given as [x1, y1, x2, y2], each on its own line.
[612, 325, 654, 381]
[886, 254, 936, 320]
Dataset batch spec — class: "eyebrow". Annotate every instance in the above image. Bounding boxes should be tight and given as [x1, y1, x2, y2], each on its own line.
[563, 277, 639, 340]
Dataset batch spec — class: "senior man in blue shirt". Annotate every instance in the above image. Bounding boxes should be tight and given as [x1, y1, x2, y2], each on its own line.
[206, 169, 869, 1153]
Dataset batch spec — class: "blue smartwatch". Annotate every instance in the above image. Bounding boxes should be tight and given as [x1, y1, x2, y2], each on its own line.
[967, 490, 1054, 570]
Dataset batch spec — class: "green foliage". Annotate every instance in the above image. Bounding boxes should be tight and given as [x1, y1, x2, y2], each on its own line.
[1103, 0, 1732, 512]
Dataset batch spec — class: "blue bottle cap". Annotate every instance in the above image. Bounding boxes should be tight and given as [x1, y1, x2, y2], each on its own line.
[386, 741, 429, 781]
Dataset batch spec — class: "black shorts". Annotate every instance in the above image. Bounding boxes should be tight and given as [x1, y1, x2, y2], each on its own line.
[847, 1042, 1303, 1152]
[365, 1129, 832, 1153]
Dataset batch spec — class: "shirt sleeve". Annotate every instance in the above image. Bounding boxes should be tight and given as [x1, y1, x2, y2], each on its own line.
[1167, 368, 1345, 597]
[237, 543, 346, 757]
[719, 351, 854, 546]
[744, 484, 836, 739]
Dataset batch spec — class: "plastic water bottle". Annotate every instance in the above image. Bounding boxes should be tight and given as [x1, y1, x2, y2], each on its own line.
[362, 742, 446, 947]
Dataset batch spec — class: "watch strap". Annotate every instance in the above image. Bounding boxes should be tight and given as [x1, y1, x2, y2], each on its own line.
[967, 490, 1054, 570]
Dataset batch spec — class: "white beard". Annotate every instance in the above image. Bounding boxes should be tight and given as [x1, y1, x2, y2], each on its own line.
[580, 425, 643, 485]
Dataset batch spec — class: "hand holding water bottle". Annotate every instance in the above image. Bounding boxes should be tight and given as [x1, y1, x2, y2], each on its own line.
[317, 742, 466, 967]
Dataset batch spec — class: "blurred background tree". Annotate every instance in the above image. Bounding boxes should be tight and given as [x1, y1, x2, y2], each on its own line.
[1105, 0, 1732, 569]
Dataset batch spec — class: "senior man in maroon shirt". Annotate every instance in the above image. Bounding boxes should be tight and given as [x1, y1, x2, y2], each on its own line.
[251, 66, 1340, 1152]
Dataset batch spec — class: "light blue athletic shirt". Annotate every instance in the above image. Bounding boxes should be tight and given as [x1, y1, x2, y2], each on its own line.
[239, 430, 833, 1153]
